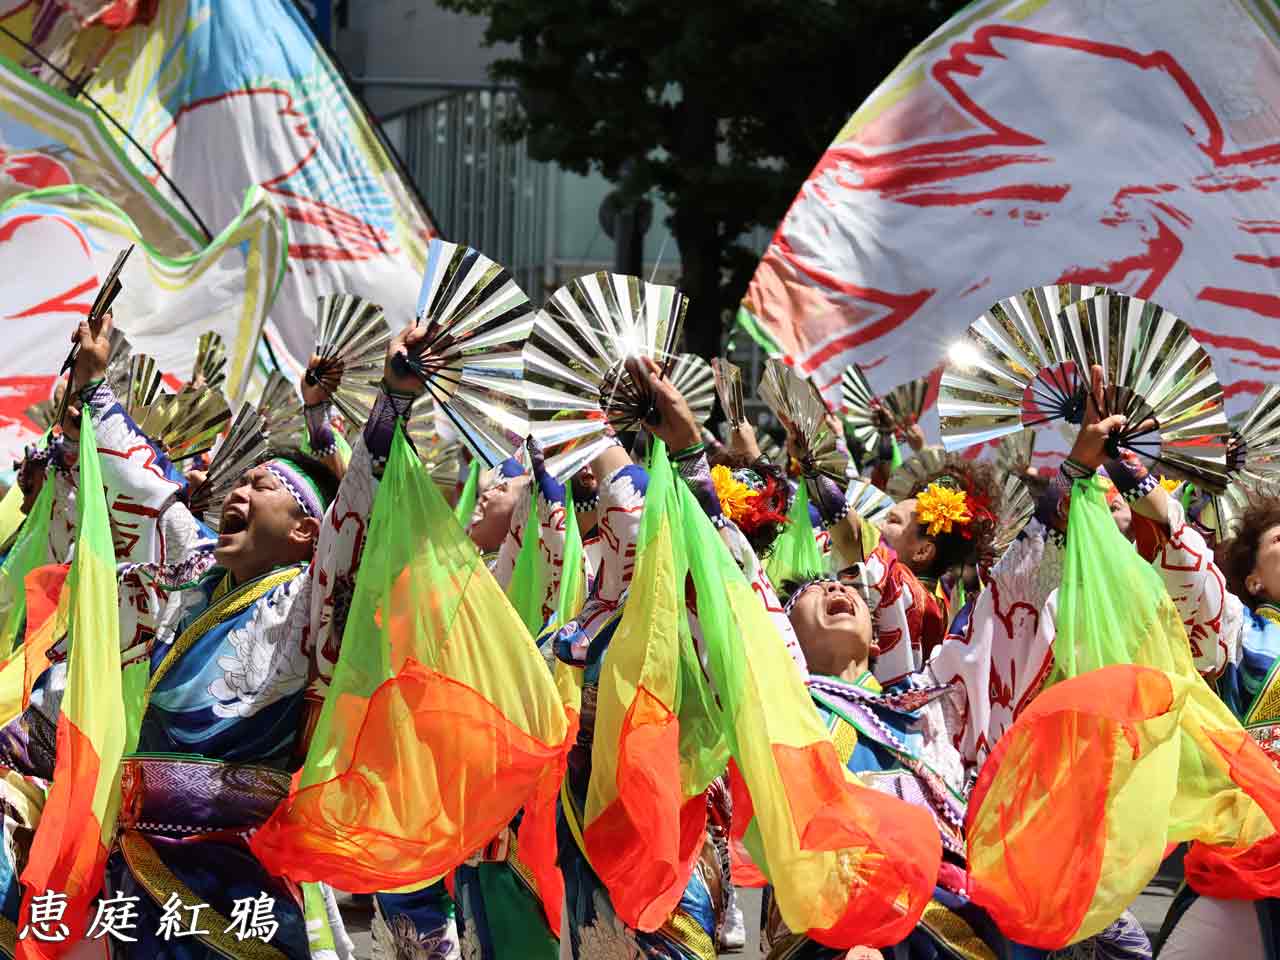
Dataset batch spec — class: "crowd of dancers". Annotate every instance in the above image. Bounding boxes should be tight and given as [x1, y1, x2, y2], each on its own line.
[0, 243, 1277, 960]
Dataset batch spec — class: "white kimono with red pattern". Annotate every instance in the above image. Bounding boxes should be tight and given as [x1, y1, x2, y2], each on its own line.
[930, 498, 1235, 775]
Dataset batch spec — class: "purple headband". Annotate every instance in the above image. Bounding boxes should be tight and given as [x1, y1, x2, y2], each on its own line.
[782, 573, 838, 615]
[781, 565, 877, 616]
[265, 459, 326, 521]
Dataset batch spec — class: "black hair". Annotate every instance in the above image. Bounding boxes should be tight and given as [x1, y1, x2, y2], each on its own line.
[1219, 493, 1280, 607]
[908, 457, 1002, 578]
[777, 572, 831, 610]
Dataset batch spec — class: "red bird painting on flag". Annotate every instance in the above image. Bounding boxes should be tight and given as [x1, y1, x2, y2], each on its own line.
[743, 1, 1280, 426]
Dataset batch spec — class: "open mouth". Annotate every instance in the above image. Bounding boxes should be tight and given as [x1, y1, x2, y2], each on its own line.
[220, 510, 248, 536]
[826, 593, 855, 617]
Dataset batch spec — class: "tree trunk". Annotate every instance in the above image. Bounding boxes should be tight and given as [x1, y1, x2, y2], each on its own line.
[673, 210, 723, 361]
[671, 91, 723, 362]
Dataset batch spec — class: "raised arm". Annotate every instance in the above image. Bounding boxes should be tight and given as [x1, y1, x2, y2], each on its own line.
[1112, 456, 1234, 677]
[488, 466, 533, 590]
[927, 384, 1125, 770]
[303, 323, 427, 691]
[68, 313, 207, 567]
[301, 362, 349, 481]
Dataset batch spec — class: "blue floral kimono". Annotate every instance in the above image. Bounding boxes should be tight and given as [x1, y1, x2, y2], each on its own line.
[0, 386, 454, 959]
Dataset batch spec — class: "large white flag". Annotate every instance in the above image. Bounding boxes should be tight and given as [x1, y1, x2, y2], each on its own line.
[741, 0, 1280, 456]
[0, 184, 286, 465]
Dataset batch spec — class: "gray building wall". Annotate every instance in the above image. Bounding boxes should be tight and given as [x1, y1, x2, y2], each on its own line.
[341, 0, 514, 116]
[338, 2, 697, 311]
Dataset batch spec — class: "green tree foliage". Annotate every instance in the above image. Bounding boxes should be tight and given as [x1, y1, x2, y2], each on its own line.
[438, 0, 969, 357]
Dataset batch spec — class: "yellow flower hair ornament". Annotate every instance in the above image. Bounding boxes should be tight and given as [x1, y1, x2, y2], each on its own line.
[709, 464, 791, 536]
[711, 464, 756, 522]
[915, 482, 973, 536]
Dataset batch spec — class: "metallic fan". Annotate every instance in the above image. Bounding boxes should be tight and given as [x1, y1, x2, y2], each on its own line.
[47, 327, 134, 431]
[395, 240, 534, 467]
[1058, 293, 1229, 490]
[941, 288, 1228, 490]
[995, 431, 1036, 478]
[192, 331, 228, 391]
[842, 367, 932, 455]
[104, 329, 135, 399]
[669, 354, 715, 426]
[524, 271, 687, 480]
[841, 363, 879, 452]
[188, 404, 270, 528]
[879, 376, 932, 432]
[938, 283, 1109, 450]
[125, 354, 165, 418]
[758, 433, 787, 469]
[993, 473, 1034, 559]
[845, 479, 895, 527]
[133, 388, 231, 463]
[758, 358, 848, 483]
[54, 245, 133, 426]
[256, 372, 305, 448]
[886, 447, 948, 501]
[1194, 384, 1280, 538]
[1230, 384, 1280, 487]
[712, 358, 746, 427]
[306, 294, 392, 428]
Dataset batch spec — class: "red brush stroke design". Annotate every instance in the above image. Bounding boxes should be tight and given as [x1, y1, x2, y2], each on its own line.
[0, 150, 72, 191]
[151, 88, 394, 262]
[759, 22, 1280, 393]
[0, 376, 58, 434]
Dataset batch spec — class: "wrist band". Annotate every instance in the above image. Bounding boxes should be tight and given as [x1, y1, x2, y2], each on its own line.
[378, 380, 417, 420]
[1122, 472, 1159, 503]
[77, 377, 106, 402]
[670, 441, 706, 463]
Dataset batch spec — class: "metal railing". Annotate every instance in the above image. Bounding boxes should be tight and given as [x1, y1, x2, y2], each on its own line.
[383, 89, 551, 299]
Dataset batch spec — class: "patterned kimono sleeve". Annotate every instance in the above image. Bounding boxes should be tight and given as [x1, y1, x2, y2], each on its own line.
[490, 488, 533, 592]
[590, 463, 648, 609]
[674, 454, 808, 676]
[303, 436, 379, 693]
[925, 519, 1060, 773]
[47, 454, 77, 564]
[77, 382, 207, 567]
[864, 541, 946, 687]
[533, 484, 570, 625]
[1133, 499, 1236, 678]
[722, 522, 810, 679]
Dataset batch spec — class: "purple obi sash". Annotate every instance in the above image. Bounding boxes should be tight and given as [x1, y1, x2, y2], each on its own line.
[118, 756, 290, 835]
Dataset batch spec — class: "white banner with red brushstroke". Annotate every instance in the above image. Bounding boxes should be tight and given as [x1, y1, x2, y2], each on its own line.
[0, 0, 434, 401]
[740, 0, 1280, 461]
[0, 184, 286, 468]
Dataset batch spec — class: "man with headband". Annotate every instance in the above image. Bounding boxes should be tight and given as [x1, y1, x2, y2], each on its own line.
[0, 311, 431, 959]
